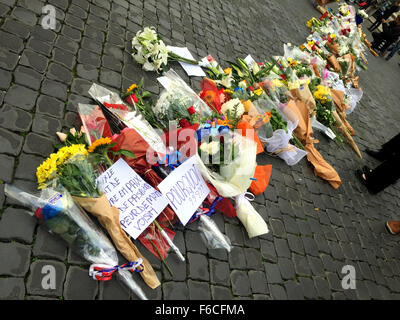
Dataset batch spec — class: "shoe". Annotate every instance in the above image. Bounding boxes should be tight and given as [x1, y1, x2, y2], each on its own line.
[365, 148, 386, 161]
[385, 221, 400, 235]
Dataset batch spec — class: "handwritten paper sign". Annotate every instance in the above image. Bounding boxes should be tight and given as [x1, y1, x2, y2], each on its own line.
[97, 159, 168, 239]
[167, 46, 206, 77]
[157, 157, 210, 226]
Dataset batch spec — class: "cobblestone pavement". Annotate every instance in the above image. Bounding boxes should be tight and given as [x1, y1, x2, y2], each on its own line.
[0, 0, 400, 300]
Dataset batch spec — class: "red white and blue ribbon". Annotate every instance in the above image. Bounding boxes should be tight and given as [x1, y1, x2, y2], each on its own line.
[89, 259, 144, 281]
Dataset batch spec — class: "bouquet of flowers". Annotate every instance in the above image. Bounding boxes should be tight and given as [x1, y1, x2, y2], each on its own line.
[132, 27, 199, 73]
[4, 184, 148, 300]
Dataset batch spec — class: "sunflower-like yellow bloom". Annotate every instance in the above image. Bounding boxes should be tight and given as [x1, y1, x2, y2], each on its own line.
[36, 144, 88, 188]
[126, 83, 138, 93]
[88, 137, 113, 153]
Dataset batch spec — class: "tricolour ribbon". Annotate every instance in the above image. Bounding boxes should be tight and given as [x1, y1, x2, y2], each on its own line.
[187, 196, 223, 224]
[89, 259, 144, 281]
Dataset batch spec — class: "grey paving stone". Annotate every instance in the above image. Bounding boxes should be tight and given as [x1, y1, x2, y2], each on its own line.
[225, 223, 245, 246]
[210, 259, 230, 286]
[0, 207, 36, 243]
[293, 253, 312, 277]
[0, 278, 25, 299]
[32, 224, 68, 261]
[0, 30, 24, 53]
[23, 132, 55, 156]
[4, 85, 38, 111]
[0, 68, 12, 90]
[13, 66, 43, 91]
[184, 229, 207, 254]
[188, 252, 209, 281]
[230, 270, 251, 297]
[0, 48, 19, 70]
[284, 280, 305, 300]
[64, 266, 98, 300]
[228, 246, 247, 270]
[244, 248, 263, 270]
[260, 239, 277, 263]
[0, 128, 23, 156]
[36, 95, 65, 119]
[0, 153, 15, 183]
[163, 281, 189, 300]
[274, 237, 291, 258]
[32, 114, 62, 137]
[41, 79, 68, 101]
[47, 62, 73, 84]
[52, 48, 76, 70]
[269, 284, 287, 300]
[26, 37, 53, 57]
[248, 270, 269, 295]
[211, 285, 233, 300]
[314, 276, 332, 300]
[20, 50, 49, 73]
[14, 153, 44, 181]
[277, 257, 296, 280]
[0, 242, 31, 276]
[188, 280, 211, 300]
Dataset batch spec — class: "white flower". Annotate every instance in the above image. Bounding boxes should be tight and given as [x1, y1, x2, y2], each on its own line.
[200, 141, 220, 155]
[221, 98, 245, 118]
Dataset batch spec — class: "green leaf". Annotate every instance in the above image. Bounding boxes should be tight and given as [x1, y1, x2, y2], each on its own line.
[113, 149, 136, 159]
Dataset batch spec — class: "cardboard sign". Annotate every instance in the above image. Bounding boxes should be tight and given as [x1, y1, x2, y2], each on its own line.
[157, 157, 210, 226]
[98, 159, 168, 239]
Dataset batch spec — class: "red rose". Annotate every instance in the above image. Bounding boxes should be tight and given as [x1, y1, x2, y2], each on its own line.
[187, 106, 196, 115]
[248, 86, 254, 92]
[179, 118, 191, 128]
[125, 93, 139, 105]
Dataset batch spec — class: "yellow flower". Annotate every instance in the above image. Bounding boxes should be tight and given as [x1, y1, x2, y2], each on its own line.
[224, 68, 232, 75]
[330, 34, 337, 39]
[126, 84, 138, 93]
[36, 144, 88, 188]
[299, 44, 306, 51]
[223, 89, 234, 95]
[254, 88, 264, 96]
[88, 137, 113, 153]
[272, 79, 283, 88]
[306, 19, 313, 28]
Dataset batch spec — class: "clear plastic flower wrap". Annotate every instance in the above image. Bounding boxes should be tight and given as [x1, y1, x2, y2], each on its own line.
[252, 98, 307, 166]
[154, 69, 213, 128]
[4, 184, 148, 300]
[88, 83, 167, 156]
[197, 213, 232, 252]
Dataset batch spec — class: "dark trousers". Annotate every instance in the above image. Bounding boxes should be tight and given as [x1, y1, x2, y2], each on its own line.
[366, 133, 400, 193]
[371, 32, 395, 51]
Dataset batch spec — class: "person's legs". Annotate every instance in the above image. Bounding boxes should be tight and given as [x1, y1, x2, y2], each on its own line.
[381, 133, 400, 156]
[362, 153, 400, 193]
[386, 41, 400, 59]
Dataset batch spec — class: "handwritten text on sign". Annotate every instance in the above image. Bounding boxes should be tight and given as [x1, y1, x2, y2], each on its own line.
[98, 159, 168, 239]
[158, 157, 210, 226]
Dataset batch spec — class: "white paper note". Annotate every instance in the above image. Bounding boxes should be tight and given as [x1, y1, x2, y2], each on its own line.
[98, 159, 169, 239]
[157, 157, 210, 226]
[167, 46, 206, 77]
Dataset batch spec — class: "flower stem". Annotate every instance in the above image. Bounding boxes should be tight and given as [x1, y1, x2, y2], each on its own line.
[103, 152, 114, 167]
[168, 52, 199, 65]
[148, 237, 173, 276]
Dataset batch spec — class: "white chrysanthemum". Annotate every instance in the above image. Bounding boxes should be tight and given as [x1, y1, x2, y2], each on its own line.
[221, 98, 245, 118]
